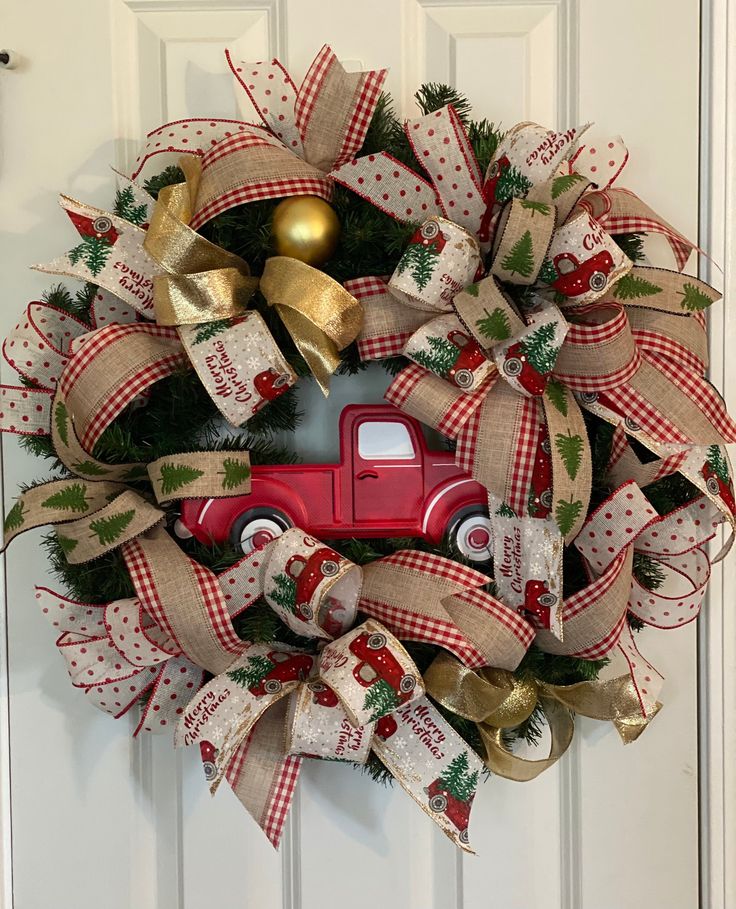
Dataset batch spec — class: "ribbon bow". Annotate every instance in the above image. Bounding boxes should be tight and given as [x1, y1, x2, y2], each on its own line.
[332, 108, 736, 644]
[176, 527, 537, 851]
[129, 46, 386, 228]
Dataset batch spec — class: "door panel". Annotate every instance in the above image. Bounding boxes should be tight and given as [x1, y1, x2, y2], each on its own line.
[0, 1, 702, 907]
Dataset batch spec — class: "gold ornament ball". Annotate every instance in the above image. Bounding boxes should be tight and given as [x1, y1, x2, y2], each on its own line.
[271, 196, 340, 267]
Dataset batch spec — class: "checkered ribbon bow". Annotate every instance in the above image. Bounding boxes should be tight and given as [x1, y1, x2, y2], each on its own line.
[333, 106, 736, 645]
[175, 528, 535, 852]
[130, 47, 387, 228]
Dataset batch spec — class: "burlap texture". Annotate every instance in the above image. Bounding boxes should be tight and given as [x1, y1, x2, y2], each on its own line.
[527, 174, 592, 223]
[229, 698, 294, 839]
[399, 369, 477, 433]
[2, 479, 127, 548]
[541, 392, 592, 541]
[554, 304, 638, 391]
[60, 489, 164, 564]
[491, 197, 556, 285]
[356, 286, 428, 355]
[51, 387, 142, 483]
[626, 306, 708, 370]
[147, 451, 251, 503]
[453, 276, 525, 349]
[471, 383, 525, 498]
[442, 591, 531, 670]
[613, 265, 721, 315]
[194, 141, 330, 225]
[131, 526, 238, 674]
[535, 547, 633, 656]
[629, 358, 731, 443]
[300, 59, 367, 172]
[64, 329, 186, 448]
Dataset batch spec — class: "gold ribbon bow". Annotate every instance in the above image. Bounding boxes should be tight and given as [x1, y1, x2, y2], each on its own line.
[144, 156, 363, 394]
[424, 652, 660, 781]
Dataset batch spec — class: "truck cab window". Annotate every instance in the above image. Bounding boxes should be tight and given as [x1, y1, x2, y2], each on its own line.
[357, 421, 415, 460]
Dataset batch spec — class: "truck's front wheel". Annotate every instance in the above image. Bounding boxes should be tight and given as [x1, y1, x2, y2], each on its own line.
[446, 506, 492, 564]
[230, 507, 292, 554]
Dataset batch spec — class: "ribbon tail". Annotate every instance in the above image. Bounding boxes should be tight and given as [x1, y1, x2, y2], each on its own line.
[226, 698, 302, 848]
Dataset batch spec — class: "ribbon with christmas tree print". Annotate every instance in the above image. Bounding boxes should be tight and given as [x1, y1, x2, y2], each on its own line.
[150, 527, 530, 850]
[33, 194, 159, 316]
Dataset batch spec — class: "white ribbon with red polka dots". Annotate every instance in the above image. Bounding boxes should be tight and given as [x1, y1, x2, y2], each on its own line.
[0, 302, 88, 436]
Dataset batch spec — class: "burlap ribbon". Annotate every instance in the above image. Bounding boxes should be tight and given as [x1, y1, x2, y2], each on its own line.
[333, 106, 736, 648]
[165, 46, 387, 229]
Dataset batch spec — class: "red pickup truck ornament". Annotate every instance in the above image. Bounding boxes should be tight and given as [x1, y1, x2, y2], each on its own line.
[176, 404, 494, 564]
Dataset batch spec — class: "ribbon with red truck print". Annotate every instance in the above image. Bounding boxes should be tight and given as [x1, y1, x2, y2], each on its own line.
[335, 107, 736, 648]
[33, 524, 536, 850]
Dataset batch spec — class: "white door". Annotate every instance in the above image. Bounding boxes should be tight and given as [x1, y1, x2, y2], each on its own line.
[0, 1, 717, 907]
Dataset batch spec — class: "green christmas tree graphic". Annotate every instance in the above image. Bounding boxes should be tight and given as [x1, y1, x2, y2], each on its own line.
[495, 502, 517, 518]
[396, 242, 439, 291]
[520, 199, 551, 216]
[4, 500, 25, 534]
[227, 654, 275, 689]
[268, 573, 298, 614]
[545, 378, 568, 416]
[550, 172, 586, 200]
[464, 283, 479, 297]
[496, 165, 533, 203]
[476, 307, 511, 341]
[89, 509, 135, 545]
[501, 230, 535, 278]
[41, 483, 89, 513]
[519, 322, 559, 375]
[114, 186, 148, 226]
[68, 236, 114, 278]
[438, 751, 479, 803]
[192, 319, 234, 345]
[363, 678, 399, 722]
[555, 432, 584, 480]
[56, 534, 79, 556]
[537, 258, 559, 286]
[555, 497, 583, 536]
[613, 273, 662, 301]
[71, 460, 110, 477]
[159, 462, 205, 495]
[219, 458, 252, 491]
[679, 282, 713, 312]
[54, 400, 69, 446]
[412, 335, 461, 377]
[706, 445, 730, 482]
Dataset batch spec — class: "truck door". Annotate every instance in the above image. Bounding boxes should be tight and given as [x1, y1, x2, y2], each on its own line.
[351, 416, 424, 530]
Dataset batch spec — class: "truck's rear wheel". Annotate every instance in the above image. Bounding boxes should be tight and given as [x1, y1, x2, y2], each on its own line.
[446, 506, 492, 563]
[230, 507, 292, 554]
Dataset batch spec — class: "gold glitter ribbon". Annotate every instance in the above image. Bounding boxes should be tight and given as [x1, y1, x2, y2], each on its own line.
[424, 652, 660, 781]
[260, 256, 363, 395]
[144, 155, 257, 325]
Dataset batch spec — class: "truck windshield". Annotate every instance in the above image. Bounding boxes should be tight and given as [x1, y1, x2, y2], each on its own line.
[357, 421, 415, 460]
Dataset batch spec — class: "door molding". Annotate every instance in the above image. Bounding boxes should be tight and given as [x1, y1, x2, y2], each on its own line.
[699, 1, 736, 906]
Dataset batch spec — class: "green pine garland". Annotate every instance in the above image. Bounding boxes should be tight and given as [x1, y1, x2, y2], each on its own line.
[20, 84, 702, 785]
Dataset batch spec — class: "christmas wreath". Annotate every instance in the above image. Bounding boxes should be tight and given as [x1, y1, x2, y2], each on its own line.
[2, 46, 734, 852]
